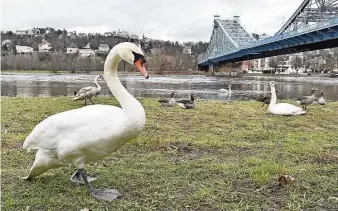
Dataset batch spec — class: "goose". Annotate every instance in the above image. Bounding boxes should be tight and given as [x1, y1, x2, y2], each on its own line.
[158, 92, 176, 107]
[22, 42, 149, 202]
[268, 81, 305, 116]
[73, 75, 104, 105]
[317, 90, 326, 105]
[177, 94, 195, 109]
[296, 87, 318, 109]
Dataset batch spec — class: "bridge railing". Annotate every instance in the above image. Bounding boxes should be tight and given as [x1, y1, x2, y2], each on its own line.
[201, 16, 338, 64]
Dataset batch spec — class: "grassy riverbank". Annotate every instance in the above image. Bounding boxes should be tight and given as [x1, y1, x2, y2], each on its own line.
[1, 97, 338, 210]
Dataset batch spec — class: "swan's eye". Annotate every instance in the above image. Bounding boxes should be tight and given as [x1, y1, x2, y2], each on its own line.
[141, 56, 146, 64]
[132, 52, 146, 64]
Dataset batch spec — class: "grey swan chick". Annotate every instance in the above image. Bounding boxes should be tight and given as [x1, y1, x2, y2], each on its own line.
[73, 75, 104, 105]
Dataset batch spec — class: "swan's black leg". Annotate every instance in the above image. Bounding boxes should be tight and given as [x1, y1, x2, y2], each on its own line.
[78, 169, 121, 202]
[84, 99, 87, 106]
[90, 98, 94, 104]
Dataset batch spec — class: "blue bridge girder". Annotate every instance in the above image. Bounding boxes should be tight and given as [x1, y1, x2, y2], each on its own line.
[199, 17, 338, 67]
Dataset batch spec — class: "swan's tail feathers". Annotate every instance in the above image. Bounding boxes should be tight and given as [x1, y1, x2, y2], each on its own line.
[296, 100, 301, 104]
[178, 103, 186, 109]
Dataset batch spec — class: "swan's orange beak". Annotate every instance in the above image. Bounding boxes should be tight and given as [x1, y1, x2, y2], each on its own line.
[135, 59, 149, 79]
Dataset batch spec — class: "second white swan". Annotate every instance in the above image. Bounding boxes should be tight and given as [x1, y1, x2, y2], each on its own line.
[268, 81, 305, 116]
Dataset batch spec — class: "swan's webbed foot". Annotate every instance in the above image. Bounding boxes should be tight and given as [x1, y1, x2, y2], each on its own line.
[77, 168, 121, 202]
[70, 169, 97, 184]
[89, 188, 121, 202]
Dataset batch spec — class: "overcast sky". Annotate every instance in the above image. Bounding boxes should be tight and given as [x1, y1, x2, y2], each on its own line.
[2, 0, 303, 42]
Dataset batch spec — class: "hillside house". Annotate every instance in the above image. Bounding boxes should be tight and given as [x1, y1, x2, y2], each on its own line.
[66, 43, 79, 54]
[16, 29, 29, 35]
[98, 44, 110, 52]
[83, 43, 91, 49]
[16, 45, 34, 54]
[183, 46, 192, 55]
[39, 40, 52, 52]
[2, 39, 12, 46]
[79, 49, 95, 57]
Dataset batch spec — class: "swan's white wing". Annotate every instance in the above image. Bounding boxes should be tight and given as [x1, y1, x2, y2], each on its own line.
[270, 103, 305, 115]
[76, 86, 94, 96]
[23, 105, 124, 151]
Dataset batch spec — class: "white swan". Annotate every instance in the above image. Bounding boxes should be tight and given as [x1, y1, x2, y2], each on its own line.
[22, 42, 149, 202]
[268, 81, 305, 116]
[218, 84, 229, 93]
[227, 85, 232, 102]
[73, 75, 104, 105]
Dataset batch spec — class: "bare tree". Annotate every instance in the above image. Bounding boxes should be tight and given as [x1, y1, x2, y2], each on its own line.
[268, 57, 278, 71]
[291, 56, 302, 69]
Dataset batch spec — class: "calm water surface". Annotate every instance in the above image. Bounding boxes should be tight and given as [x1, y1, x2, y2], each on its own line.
[1, 73, 338, 101]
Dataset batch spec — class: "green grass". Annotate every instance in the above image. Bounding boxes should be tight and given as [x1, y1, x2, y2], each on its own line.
[1, 97, 338, 210]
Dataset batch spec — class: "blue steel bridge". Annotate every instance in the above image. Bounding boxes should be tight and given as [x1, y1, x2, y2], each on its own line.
[198, 0, 338, 70]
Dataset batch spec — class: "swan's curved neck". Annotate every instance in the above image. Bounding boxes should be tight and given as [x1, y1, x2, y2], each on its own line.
[269, 86, 277, 106]
[94, 77, 101, 90]
[103, 49, 145, 115]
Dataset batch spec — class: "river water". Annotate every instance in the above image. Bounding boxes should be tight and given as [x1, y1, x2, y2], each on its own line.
[1, 73, 338, 101]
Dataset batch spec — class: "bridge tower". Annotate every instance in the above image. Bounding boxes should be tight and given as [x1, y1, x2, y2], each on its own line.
[199, 15, 256, 72]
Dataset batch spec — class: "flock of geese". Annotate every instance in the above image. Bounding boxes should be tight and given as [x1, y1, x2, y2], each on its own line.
[21, 42, 328, 203]
[156, 84, 232, 109]
[158, 92, 196, 109]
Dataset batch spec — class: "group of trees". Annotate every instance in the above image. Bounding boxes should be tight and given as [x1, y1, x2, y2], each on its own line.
[1, 28, 208, 73]
[1, 52, 103, 73]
